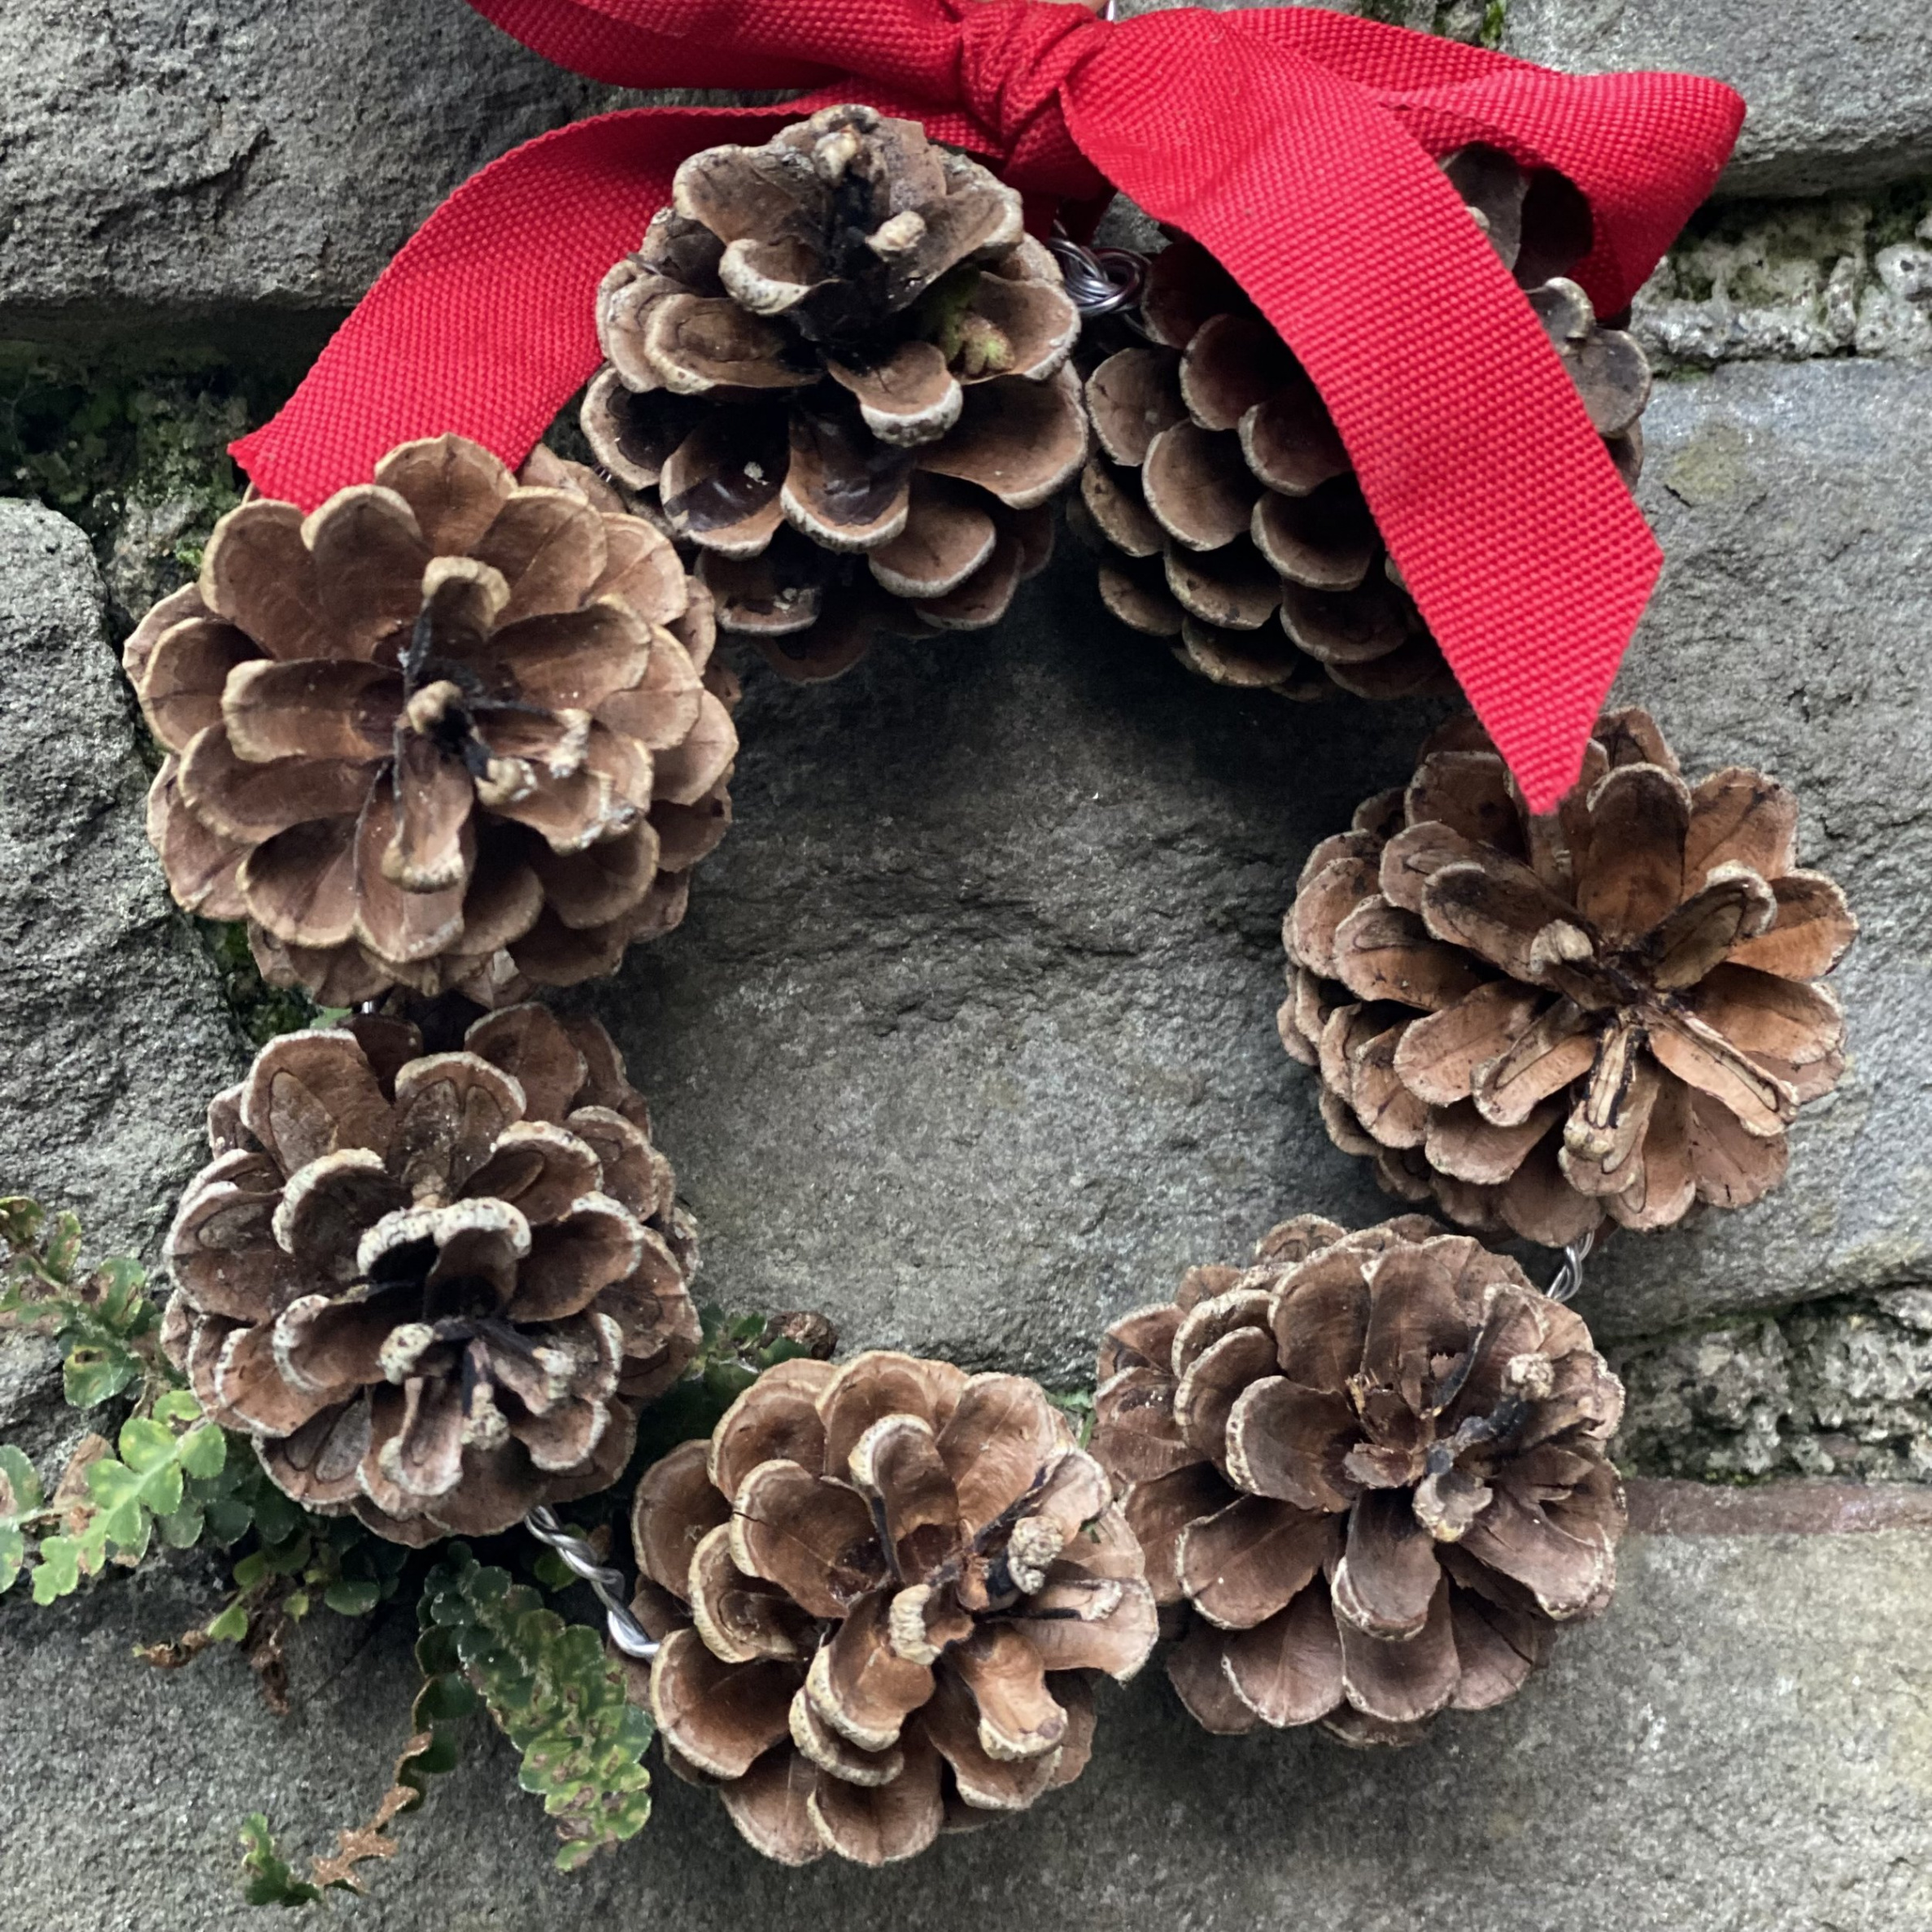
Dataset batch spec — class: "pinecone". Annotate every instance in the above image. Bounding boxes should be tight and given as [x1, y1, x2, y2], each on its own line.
[1072, 146, 1651, 700]
[1091, 1214, 1625, 1742]
[578, 103, 1086, 686]
[125, 435, 737, 1009]
[626, 1351, 1156, 1864]
[1281, 709, 1856, 1245]
[158, 1005, 700, 1542]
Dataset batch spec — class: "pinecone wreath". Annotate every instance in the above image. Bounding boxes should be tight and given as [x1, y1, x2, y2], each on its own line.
[1072, 146, 1651, 700]
[126, 434, 737, 1009]
[1091, 1215, 1625, 1742]
[1283, 709, 1856, 1245]
[626, 1351, 1157, 1864]
[160, 1004, 700, 1542]
[579, 103, 1086, 685]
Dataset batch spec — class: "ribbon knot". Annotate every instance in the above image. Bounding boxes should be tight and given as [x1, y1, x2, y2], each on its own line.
[949, 1, 1108, 191]
[233, 0, 1744, 811]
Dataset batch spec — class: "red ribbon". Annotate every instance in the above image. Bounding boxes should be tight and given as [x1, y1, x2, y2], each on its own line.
[232, 0, 1741, 811]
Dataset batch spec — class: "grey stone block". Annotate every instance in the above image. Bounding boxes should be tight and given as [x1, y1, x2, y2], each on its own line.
[1585, 361, 1932, 1337]
[7, 0, 1932, 334]
[570, 359, 1931, 1365]
[1119, 0, 1932, 198]
[586, 581, 1415, 1389]
[0, 500, 245, 1251]
[0, 500, 246, 1441]
[0, 0, 608, 330]
[0, 368, 1922, 1396]
[3, 1525, 1927, 1929]
[1502, 0, 1932, 198]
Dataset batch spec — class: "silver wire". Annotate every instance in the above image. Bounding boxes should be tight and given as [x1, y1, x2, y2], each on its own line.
[1050, 6, 1145, 325]
[1543, 1226, 1596, 1305]
[525, 1504, 660, 1662]
[1045, 234, 1149, 317]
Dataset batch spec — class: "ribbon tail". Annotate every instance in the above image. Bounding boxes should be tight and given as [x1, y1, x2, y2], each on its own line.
[1063, 12, 1668, 812]
[231, 108, 818, 512]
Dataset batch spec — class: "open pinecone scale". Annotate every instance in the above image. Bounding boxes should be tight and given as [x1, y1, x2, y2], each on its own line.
[1283, 708, 1856, 1244]
[1071, 146, 1651, 702]
[626, 1350, 1157, 1864]
[1091, 1215, 1625, 1743]
[125, 437, 736, 1007]
[582, 103, 1086, 684]
[160, 1005, 699, 1542]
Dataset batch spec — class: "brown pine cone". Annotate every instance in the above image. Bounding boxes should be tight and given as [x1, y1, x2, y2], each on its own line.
[579, 102, 1085, 687]
[124, 435, 737, 1009]
[159, 1005, 700, 1542]
[1091, 1214, 1625, 1743]
[626, 1351, 1156, 1864]
[1282, 709, 1856, 1245]
[1073, 146, 1650, 700]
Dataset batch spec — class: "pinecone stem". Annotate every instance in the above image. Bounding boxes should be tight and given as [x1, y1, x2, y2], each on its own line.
[526, 1505, 660, 1660]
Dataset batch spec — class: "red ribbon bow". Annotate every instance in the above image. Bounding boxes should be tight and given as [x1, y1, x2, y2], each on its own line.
[232, 0, 1741, 810]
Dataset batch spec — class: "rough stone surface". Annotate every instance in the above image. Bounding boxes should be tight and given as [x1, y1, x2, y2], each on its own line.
[3, 1528, 1927, 1929]
[5, 0, 1932, 1920]
[0, 0, 609, 329]
[7, 0, 1932, 333]
[587, 585, 1415, 1388]
[1611, 1295, 1932, 1483]
[1500, 0, 1932, 197]
[0, 502, 246, 1441]
[1122, 0, 1932, 197]
[568, 359, 1931, 1366]
[1581, 360, 1932, 1337]
[1, 364, 1924, 1400]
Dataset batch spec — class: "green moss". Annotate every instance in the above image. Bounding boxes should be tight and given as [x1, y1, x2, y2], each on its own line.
[1669, 262, 1719, 304]
[1429, 0, 1505, 46]
[3, 349, 230, 530]
[1648, 178, 1932, 346]
[1867, 177, 1932, 252]
[198, 921, 326, 1048]
[0, 342, 303, 625]
[1355, 0, 1503, 37]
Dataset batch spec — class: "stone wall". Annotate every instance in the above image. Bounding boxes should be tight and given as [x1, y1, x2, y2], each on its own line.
[2, 2, 1930, 1925]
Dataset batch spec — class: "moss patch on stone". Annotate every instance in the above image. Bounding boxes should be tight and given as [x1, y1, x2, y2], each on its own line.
[1354, 0, 1505, 42]
[197, 922, 325, 1049]
[0, 343, 301, 629]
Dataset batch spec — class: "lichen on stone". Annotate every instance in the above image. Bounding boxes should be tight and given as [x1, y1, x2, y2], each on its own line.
[1610, 1291, 1932, 1483]
[1634, 179, 1932, 369]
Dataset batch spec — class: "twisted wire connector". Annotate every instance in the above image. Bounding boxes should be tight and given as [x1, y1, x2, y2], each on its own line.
[1046, 233, 1150, 320]
[1544, 1226, 1596, 1305]
[525, 1504, 659, 1662]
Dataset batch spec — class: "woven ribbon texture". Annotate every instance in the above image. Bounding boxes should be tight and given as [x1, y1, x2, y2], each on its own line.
[231, 0, 1742, 809]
